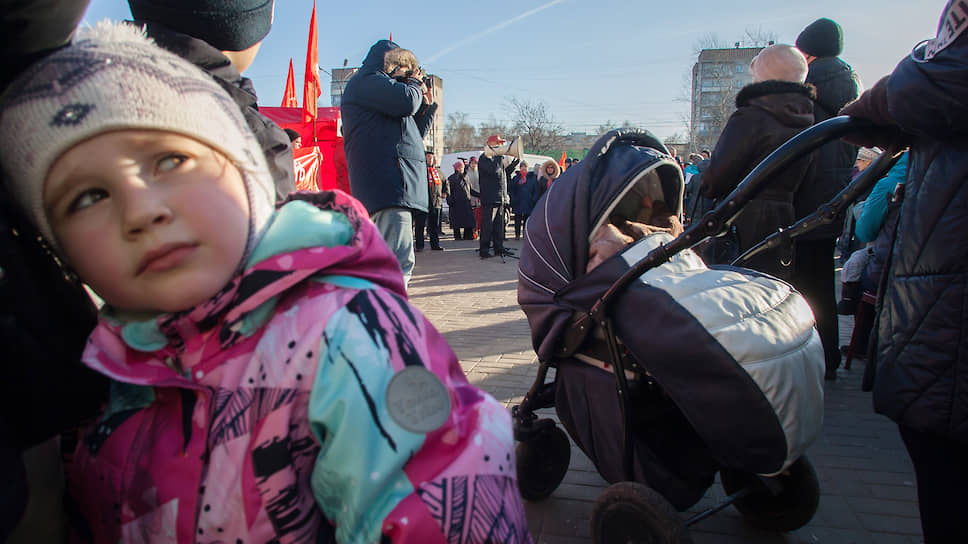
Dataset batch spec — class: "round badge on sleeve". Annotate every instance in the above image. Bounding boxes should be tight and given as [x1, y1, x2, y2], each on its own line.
[386, 366, 452, 434]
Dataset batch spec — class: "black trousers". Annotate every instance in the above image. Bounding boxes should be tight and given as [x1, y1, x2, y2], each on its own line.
[479, 203, 505, 256]
[792, 238, 840, 375]
[513, 213, 529, 238]
[898, 425, 968, 542]
[413, 208, 441, 249]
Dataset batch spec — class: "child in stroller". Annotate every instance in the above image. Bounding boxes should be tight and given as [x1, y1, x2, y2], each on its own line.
[515, 129, 827, 542]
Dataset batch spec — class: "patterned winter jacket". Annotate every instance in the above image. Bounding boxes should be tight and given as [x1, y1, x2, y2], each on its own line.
[69, 191, 531, 544]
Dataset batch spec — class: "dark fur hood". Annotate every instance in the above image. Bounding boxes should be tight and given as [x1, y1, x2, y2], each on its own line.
[736, 80, 816, 107]
[736, 80, 817, 128]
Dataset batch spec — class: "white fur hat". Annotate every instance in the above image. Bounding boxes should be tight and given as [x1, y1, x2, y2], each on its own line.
[0, 21, 275, 256]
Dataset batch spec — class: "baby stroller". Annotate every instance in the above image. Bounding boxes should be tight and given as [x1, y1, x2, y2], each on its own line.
[513, 119, 900, 543]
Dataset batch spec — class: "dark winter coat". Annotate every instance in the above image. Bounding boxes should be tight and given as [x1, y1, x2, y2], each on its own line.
[477, 154, 517, 206]
[794, 56, 860, 239]
[447, 171, 476, 229]
[510, 172, 540, 216]
[341, 40, 437, 215]
[701, 80, 817, 278]
[135, 20, 296, 202]
[2, 4, 110, 538]
[855, 33, 968, 443]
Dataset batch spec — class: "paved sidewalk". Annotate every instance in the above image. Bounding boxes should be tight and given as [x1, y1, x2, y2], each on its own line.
[407, 235, 922, 543]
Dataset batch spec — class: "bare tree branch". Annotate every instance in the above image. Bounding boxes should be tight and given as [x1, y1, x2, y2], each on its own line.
[444, 112, 478, 152]
[505, 96, 565, 151]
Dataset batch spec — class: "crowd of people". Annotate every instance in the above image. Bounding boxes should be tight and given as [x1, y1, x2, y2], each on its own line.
[0, 0, 966, 542]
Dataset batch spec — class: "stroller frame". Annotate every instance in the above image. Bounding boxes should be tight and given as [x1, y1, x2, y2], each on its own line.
[513, 117, 902, 539]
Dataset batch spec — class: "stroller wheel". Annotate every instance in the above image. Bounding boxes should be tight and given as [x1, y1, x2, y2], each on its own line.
[591, 482, 692, 544]
[719, 455, 820, 532]
[515, 424, 570, 501]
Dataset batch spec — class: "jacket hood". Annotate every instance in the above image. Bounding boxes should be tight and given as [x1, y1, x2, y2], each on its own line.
[736, 80, 817, 128]
[518, 129, 683, 360]
[360, 39, 399, 72]
[86, 191, 406, 385]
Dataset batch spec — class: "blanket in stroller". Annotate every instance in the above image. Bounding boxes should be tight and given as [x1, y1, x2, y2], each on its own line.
[518, 130, 824, 483]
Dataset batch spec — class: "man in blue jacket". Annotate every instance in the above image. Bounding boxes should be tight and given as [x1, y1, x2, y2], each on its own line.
[341, 40, 438, 287]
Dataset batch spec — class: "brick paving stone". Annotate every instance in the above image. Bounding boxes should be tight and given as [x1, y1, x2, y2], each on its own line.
[406, 244, 924, 542]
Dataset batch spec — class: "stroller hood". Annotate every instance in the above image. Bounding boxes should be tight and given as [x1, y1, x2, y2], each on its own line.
[518, 129, 683, 361]
[517, 129, 824, 475]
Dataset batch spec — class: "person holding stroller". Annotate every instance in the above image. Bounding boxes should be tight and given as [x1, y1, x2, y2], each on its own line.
[839, 1, 968, 540]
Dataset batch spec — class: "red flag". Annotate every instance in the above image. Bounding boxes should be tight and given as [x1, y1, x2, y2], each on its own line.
[389, 32, 393, 42]
[282, 59, 298, 107]
[558, 151, 567, 168]
[302, 2, 321, 124]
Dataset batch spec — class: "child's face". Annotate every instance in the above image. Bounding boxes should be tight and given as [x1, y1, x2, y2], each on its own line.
[43, 130, 251, 314]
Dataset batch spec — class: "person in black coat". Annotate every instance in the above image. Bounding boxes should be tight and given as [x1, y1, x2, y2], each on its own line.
[700, 44, 817, 280]
[128, 0, 296, 202]
[477, 135, 519, 258]
[792, 17, 861, 380]
[1, 1, 109, 540]
[447, 161, 476, 240]
[840, 2, 968, 540]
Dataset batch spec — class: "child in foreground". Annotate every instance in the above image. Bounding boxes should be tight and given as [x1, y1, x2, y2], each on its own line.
[0, 23, 530, 544]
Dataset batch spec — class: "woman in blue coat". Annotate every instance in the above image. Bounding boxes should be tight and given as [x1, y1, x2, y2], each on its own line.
[510, 162, 539, 240]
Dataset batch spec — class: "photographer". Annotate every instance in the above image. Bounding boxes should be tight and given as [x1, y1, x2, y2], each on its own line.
[341, 40, 438, 288]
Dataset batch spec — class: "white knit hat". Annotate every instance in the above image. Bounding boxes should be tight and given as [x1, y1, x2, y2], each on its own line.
[856, 147, 882, 162]
[0, 21, 275, 258]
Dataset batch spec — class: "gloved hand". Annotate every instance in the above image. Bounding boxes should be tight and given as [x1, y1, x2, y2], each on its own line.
[839, 76, 908, 148]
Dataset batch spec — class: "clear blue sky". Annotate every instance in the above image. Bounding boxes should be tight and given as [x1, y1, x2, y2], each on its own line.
[82, 0, 942, 143]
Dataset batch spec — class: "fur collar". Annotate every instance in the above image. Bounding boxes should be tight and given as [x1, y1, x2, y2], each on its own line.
[736, 81, 817, 108]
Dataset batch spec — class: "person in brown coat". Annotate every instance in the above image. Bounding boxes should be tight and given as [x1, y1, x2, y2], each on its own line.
[700, 44, 817, 280]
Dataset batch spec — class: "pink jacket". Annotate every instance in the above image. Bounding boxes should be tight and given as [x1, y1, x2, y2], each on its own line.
[69, 191, 531, 543]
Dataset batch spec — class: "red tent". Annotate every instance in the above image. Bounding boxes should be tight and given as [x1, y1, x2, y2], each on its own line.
[260, 106, 348, 194]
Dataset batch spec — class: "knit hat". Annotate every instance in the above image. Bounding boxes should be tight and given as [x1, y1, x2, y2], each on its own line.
[128, 0, 274, 52]
[453, 160, 464, 171]
[0, 21, 275, 259]
[796, 18, 843, 58]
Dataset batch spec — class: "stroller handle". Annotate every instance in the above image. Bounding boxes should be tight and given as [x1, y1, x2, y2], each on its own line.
[733, 143, 903, 266]
[587, 116, 882, 319]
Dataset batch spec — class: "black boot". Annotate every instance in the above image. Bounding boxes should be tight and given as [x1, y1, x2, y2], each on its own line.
[837, 281, 862, 315]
